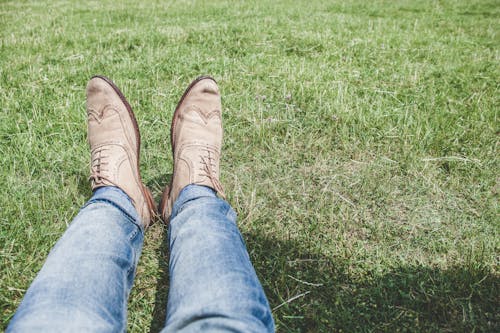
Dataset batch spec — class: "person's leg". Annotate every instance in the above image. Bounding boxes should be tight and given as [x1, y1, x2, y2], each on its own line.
[8, 75, 156, 332]
[161, 185, 274, 332]
[7, 186, 143, 332]
[158, 76, 274, 332]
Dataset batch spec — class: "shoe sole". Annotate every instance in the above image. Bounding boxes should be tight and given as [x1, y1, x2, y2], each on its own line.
[158, 75, 217, 222]
[91, 75, 157, 225]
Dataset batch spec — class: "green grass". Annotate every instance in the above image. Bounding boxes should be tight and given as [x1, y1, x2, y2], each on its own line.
[1, 0, 498, 331]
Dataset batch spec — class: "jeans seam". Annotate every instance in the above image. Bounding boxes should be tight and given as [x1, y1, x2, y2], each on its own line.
[126, 227, 141, 276]
[224, 202, 232, 217]
[223, 201, 239, 225]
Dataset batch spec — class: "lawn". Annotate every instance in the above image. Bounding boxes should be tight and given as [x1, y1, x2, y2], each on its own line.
[0, 0, 498, 331]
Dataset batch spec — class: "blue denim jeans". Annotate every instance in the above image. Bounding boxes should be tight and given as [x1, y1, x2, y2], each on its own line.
[7, 185, 274, 332]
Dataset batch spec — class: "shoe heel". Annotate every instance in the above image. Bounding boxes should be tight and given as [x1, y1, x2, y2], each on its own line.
[143, 185, 157, 221]
[158, 185, 171, 223]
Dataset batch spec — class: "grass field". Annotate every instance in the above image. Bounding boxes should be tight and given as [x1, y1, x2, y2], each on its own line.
[1, 0, 498, 331]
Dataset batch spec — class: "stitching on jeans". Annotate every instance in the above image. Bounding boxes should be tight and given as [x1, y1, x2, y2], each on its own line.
[127, 252, 135, 276]
[128, 225, 139, 241]
[126, 229, 140, 276]
[223, 201, 237, 222]
[223, 202, 231, 217]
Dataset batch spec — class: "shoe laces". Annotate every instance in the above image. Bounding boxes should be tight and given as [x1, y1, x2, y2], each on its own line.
[198, 147, 226, 199]
[89, 147, 117, 187]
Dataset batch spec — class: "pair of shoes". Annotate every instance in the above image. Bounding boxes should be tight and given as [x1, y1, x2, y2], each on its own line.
[86, 75, 225, 227]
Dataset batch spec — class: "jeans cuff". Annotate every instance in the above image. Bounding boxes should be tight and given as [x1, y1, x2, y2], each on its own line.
[171, 185, 217, 218]
[89, 186, 140, 224]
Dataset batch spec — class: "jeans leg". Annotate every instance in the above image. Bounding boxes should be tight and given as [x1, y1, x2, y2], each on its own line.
[7, 187, 144, 333]
[162, 185, 275, 333]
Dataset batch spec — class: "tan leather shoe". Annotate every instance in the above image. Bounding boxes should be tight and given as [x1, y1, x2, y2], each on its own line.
[159, 76, 225, 221]
[86, 75, 156, 227]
